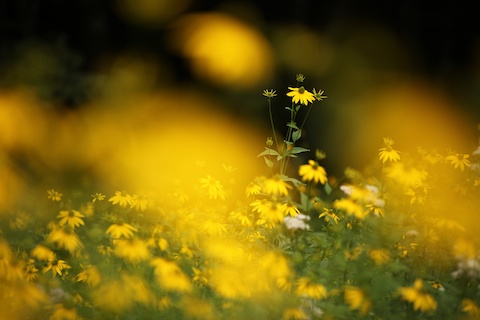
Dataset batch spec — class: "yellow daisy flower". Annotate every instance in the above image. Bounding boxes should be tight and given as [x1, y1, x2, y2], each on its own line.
[287, 86, 315, 105]
[91, 192, 106, 202]
[445, 153, 471, 171]
[378, 137, 400, 163]
[106, 222, 138, 239]
[113, 238, 151, 263]
[76, 264, 101, 287]
[398, 279, 437, 312]
[263, 175, 291, 196]
[199, 175, 227, 200]
[151, 258, 192, 292]
[30, 244, 55, 261]
[299, 160, 327, 184]
[47, 189, 63, 202]
[47, 228, 83, 253]
[344, 286, 372, 316]
[462, 299, 480, 318]
[57, 210, 85, 229]
[295, 277, 328, 299]
[108, 191, 132, 207]
[319, 208, 340, 224]
[42, 259, 71, 277]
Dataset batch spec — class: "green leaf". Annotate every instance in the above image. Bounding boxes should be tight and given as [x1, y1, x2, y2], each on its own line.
[281, 175, 305, 189]
[292, 130, 302, 142]
[290, 147, 310, 154]
[324, 182, 332, 195]
[276, 155, 283, 161]
[286, 121, 299, 130]
[264, 157, 273, 168]
[257, 148, 280, 157]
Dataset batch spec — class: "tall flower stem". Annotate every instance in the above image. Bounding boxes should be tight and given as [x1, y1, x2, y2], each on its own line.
[268, 98, 280, 153]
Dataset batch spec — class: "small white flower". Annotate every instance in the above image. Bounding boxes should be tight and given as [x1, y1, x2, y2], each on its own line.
[284, 214, 311, 230]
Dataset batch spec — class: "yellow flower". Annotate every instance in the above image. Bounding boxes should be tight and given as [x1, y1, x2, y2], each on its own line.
[398, 279, 437, 312]
[47, 228, 83, 253]
[47, 189, 63, 202]
[262, 89, 277, 98]
[230, 210, 253, 227]
[299, 160, 327, 184]
[42, 259, 71, 277]
[368, 248, 391, 265]
[31, 244, 55, 261]
[57, 210, 85, 229]
[49, 304, 79, 320]
[108, 191, 132, 207]
[91, 192, 106, 202]
[261, 202, 285, 225]
[283, 308, 307, 320]
[379, 137, 401, 163]
[76, 264, 101, 287]
[287, 87, 315, 105]
[282, 201, 300, 217]
[192, 267, 208, 286]
[344, 286, 372, 316]
[462, 299, 480, 318]
[106, 222, 137, 239]
[199, 175, 227, 200]
[24, 259, 39, 282]
[334, 198, 366, 220]
[295, 277, 328, 299]
[113, 238, 151, 263]
[245, 181, 262, 196]
[313, 88, 327, 101]
[263, 175, 291, 196]
[130, 194, 152, 212]
[445, 153, 471, 171]
[151, 258, 192, 292]
[97, 245, 113, 256]
[319, 208, 340, 224]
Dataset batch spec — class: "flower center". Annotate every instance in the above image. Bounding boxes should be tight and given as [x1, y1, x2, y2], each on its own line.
[298, 86, 305, 94]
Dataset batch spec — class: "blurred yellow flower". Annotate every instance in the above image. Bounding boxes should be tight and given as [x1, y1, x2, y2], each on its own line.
[105, 222, 137, 239]
[57, 210, 85, 229]
[295, 277, 328, 299]
[31, 244, 55, 261]
[299, 160, 327, 184]
[199, 175, 227, 200]
[43, 259, 71, 277]
[319, 208, 340, 224]
[91, 192, 106, 202]
[47, 228, 83, 253]
[334, 198, 366, 220]
[97, 245, 113, 256]
[368, 248, 391, 265]
[47, 189, 63, 202]
[263, 175, 291, 196]
[230, 210, 252, 227]
[76, 264, 101, 287]
[344, 286, 372, 316]
[49, 304, 78, 320]
[462, 299, 480, 318]
[151, 258, 192, 292]
[108, 191, 132, 207]
[245, 181, 262, 197]
[287, 87, 315, 105]
[445, 153, 471, 171]
[283, 308, 307, 320]
[398, 279, 437, 312]
[130, 193, 152, 212]
[379, 138, 400, 163]
[113, 238, 151, 263]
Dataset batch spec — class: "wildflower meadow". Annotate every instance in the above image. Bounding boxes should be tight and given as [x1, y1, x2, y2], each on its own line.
[1, 74, 480, 320]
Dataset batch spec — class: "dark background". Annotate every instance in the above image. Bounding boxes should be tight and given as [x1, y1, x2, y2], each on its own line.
[1, 0, 480, 174]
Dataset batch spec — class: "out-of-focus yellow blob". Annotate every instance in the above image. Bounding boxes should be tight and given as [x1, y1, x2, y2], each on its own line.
[168, 13, 274, 88]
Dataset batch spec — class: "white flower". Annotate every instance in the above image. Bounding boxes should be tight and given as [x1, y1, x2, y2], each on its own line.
[284, 214, 311, 230]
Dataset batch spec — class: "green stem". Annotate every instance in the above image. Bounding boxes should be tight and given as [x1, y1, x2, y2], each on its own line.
[268, 98, 280, 154]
